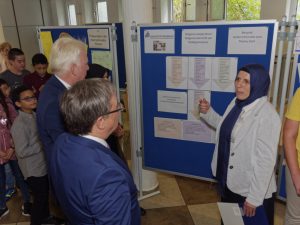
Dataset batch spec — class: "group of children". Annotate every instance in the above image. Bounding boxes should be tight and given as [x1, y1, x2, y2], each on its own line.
[0, 43, 60, 224]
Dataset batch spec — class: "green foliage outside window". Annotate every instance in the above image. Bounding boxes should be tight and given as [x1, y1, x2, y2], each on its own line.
[173, 0, 184, 22]
[227, 0, 261, 20]
[297, 1, 300, 20]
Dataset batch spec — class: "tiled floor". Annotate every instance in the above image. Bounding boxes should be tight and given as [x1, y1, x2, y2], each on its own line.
[140, 173, 286, 225]
[0, 172, 287, 225]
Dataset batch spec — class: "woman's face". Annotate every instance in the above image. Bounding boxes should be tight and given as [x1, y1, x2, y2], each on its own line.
[235, 71, 250, 100]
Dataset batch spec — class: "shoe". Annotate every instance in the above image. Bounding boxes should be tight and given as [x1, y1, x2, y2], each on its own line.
[140, 207, 146, 216]
[0, 207, 9, 219]
[42, 215, 65, 225]
[5, 188, 16, 201]
[22, 202, 32, 216]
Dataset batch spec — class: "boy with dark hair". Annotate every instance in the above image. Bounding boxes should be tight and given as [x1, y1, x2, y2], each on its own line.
[0, 48, 30, 90]
[23, 53, 52, 98]
[11, 85, 62, 225]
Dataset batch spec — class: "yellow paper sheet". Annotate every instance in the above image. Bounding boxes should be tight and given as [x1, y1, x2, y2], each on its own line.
[91, 50, 112, 70]
[40, 31, 53, 60]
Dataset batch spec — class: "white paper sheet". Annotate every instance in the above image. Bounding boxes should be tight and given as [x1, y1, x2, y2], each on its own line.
[294, 32, 300, 53]
[157, 90, 187, 114]
[217, 202, 244, 225]
[211, 57, 238, 92]
[154, 117, 182, 140]
[182, 120, 213, 143]
[188, 57, 212, 90]
[144, 29, 175, 54]
[166, 56, 188, 89]
[87, 29, 109, 49]
[227, 26, 268, 55]
[187, 90, 211, 121]
[182, 29, 217, 54]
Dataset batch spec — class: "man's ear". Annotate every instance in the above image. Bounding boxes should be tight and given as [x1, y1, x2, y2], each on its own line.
[70, 63, 77, 76]
[95, 116, 105, 130]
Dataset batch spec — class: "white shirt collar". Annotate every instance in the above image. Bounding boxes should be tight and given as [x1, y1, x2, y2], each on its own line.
[55, 75, 71, 89]
[81, 134, 109, 149]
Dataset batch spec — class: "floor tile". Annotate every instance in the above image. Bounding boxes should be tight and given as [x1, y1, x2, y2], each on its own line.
[139, 173, 185, 209]
[0, 191, 24, 224]
[188, 203, 221, 225]
[175, 176, 219, 205]
[141, 206, 194, 225]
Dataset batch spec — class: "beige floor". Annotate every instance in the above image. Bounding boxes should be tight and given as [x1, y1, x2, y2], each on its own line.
[0, 172, 286, 225]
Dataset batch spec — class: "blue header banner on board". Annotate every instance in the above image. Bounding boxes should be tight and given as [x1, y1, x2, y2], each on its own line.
[139, 21, 278, 179]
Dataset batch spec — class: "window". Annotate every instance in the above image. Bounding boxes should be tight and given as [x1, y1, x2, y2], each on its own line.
[297, 1, 300, 20]
[68, 4, 77, 25]
[226, 0, 261, 20]
[97, 1, 108, 22]
[173, 0, 184, 22]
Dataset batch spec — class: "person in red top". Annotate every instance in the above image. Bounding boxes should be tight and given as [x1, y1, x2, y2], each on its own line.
[23, 53, 52, 98]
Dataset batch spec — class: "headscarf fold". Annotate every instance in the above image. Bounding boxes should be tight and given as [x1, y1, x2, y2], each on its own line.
[216, 64, 270, 196]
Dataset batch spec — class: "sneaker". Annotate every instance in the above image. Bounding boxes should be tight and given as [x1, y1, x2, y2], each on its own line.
[0, 207, 9, 219]
[22, 202, 32, 216]
[42, 215, 65, 225]
[5, 188, 16, 201]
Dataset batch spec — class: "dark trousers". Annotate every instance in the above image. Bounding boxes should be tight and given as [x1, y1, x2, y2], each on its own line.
[221, 186, 274, 225]
[27, 175, 50, 225]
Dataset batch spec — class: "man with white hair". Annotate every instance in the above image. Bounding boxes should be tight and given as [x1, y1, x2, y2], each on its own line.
[36, 37, 89, 165]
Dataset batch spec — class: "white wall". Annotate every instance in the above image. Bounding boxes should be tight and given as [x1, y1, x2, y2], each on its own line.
[260, 0, 287, 20]
[107, 0, 121, 22]
[82, 0, 95, 24]
[0, 18, 5, 43]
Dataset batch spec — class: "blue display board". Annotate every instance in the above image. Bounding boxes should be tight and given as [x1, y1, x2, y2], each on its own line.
[139, 21, 278, 179]
[38, 24, 126, 88]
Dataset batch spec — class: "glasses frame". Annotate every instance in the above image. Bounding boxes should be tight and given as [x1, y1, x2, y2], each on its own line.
[19, 96, 37, 102]
[101, 102, 124, 116]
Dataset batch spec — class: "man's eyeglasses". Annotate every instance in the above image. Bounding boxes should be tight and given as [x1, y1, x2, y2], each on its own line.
[20, 96, 37, 102]
[101, 102, 124, 116]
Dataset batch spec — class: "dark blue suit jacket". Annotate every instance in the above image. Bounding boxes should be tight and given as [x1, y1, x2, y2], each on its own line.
[50, 133, 141, 225]
[36, 76, 66, 163]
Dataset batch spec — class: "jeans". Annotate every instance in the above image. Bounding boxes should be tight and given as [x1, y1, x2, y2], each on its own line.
[0, 160, 30, 208]
[4, 163, 15, 190]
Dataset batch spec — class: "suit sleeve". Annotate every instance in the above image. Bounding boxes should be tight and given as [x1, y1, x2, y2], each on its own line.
[88, 167, 132, 225]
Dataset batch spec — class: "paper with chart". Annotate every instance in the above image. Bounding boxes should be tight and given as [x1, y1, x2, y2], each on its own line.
[154, 117, 182, 139]
[182, 120, 213, 143]
[157, 90, 187, 114]
[211, 57, 238, 92]
[144, 29, 175, 54]
[166, 57, 188, 89]
[188, 90, 211, 121]
[188, 57, 212, 90]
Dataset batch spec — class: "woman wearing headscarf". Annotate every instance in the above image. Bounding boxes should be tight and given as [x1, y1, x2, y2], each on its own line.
[199, 64, 281, 225]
